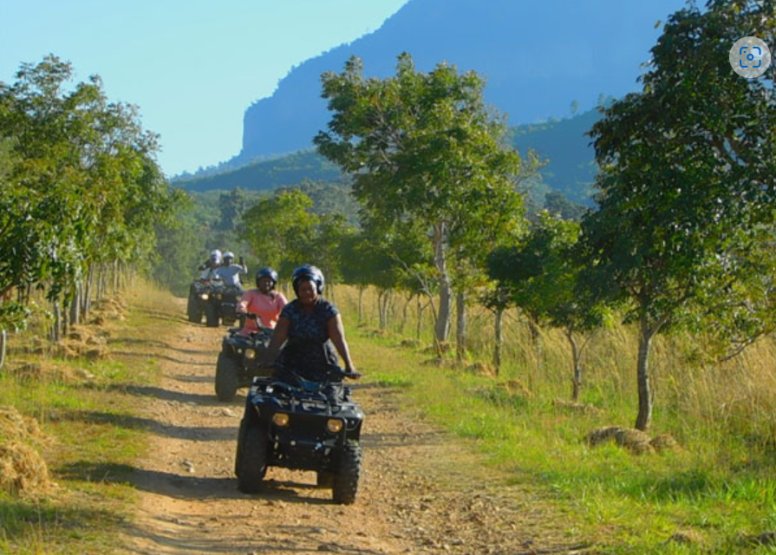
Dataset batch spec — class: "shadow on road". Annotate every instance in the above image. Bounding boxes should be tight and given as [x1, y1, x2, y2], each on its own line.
[52, 409, 237, 441]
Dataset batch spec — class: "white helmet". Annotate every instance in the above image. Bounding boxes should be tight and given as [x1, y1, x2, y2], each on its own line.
[210, 249, 222, 258]
[223, 251, 235, 260]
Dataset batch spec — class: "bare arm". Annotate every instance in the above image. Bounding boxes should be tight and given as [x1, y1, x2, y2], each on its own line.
[328, 314, 358, 376]
[262, 316, 290, 366]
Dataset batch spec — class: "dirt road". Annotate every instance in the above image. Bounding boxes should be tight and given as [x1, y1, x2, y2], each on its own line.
[118, 299, 590, 555]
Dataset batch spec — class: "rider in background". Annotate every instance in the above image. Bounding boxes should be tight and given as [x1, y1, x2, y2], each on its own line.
[214, 251, 247, 287]
[237, 267, 288, 334]
[198, 250, 222, 280]
[263, 265, 358, 384]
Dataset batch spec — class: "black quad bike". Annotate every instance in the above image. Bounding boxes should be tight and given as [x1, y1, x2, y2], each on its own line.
[235, 365, 364, 504]
[215, 316, 273, 402]
[187, 278, 219, 325]
[216, 283, 243, 327]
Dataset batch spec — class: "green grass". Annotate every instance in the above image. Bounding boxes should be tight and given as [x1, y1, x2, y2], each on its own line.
[347, 325, 776, 554]
[0, 298, 162, 554]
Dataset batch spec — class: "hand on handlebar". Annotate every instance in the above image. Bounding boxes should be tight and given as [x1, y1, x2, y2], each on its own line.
[344, 367, 361, 380]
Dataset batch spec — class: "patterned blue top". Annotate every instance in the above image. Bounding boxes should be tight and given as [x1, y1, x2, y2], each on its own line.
[275, 298, 340, 382]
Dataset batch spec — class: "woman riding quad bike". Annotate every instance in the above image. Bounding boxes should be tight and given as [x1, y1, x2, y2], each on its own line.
[235, 265, 363, 503]
[214, 267, 287, 401]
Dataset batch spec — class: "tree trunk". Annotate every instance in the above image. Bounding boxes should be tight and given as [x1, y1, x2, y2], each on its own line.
[635, 317, 657, 431]
[377, 290, 385, 329]
[399, 294, 412, 335]
[493, 306, 504, 376]
[83, 265, 93, 319]
[416, 295, 424, 340]
[69, 283, 81, 327]
[433, 223, 452, 342]
[0, 329, 7, 371]
[51, 301, 62, 343]
[566, 330, 582, 401]
[456, 291, 466, 362]
[113, 259, 120, 294]
[357, 286, 364, 325]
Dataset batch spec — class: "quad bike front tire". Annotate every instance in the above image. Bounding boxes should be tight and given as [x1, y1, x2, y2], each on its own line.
[205, 301, 219, 327]
[215, 352, 240, 402]
[187, 294, 202, 323]
[237, 423, 268, 493]
[332, 440, 362, 504]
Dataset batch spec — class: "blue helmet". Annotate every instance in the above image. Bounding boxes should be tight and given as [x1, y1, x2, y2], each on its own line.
[255, 267, 278, 289]
[292, 264, 324, 295]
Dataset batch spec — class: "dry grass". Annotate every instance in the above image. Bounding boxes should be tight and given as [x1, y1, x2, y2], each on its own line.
[0, 406, 51, 497]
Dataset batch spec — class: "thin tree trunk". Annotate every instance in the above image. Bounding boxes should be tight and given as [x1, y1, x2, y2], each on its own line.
[51, 301, 61, 343]
[416, 295, 424, 340]
[399, 294, 412, 335]
[357, 286, 364, 325]
[433, 223, 452, 342]
[493, 306, 504, 375]
[456, 291, 466, 362]
[113, 259, 120, 294]
[0, 329, 7, 371]
[567, 330, 582, 401]
[635, 317, 657, 431]
[83, 265, 93, 319]
[69, 283, 81, 327]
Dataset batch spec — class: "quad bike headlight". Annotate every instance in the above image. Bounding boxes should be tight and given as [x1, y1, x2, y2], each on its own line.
[326, 419, 344, 433]
[245, 349, 256, 360]
[200, 293, 209, 300]
[272, 413, 290, 427]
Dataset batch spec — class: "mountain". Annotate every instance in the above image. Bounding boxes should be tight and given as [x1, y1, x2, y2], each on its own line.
[176, 107, 602, 205]
[236, 0, 685, 164]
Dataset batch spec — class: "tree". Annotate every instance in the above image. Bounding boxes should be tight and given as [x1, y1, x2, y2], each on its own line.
[0, 55, 181, 337]
[490, 213, 608, 397]
[581, 0, 776, 430]
[239, 189, 319, 275]
[315, 53, 523, 343]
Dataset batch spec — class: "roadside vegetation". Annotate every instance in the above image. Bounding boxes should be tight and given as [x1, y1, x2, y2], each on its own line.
[0, 283, 175, 554]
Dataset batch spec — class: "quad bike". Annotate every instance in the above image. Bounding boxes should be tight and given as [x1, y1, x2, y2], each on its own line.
[215, 314, 273, 402]
[217, 284, 243, 327]
[187, 278, 217, 324]
[235, 365, 364, 504]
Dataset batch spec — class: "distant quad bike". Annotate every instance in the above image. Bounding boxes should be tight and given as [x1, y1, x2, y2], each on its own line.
[217, 284, 243, 327]
[187, 278, 218, 324]
[235, 365, 364, 504]
[215, 316, 273, 402]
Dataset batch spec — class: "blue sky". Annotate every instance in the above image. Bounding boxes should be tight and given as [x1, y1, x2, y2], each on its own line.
[0, 0, 410, 176]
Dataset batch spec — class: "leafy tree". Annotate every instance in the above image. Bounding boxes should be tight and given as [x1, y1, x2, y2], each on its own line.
[490, 213, 609, 399]
[581, 0, 776, 430]
[238, 189, 319, 276]
[316, 53, 523, 343]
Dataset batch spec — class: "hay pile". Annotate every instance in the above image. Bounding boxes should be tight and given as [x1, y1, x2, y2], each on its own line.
[54, 325, 109, 361]
[466, 361, 496, 378]
[553, 398, 601, 415]
[0, 406, 51, 497]
[585, 426, 682, 455]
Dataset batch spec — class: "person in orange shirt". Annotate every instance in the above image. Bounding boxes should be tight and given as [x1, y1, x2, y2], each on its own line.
[237, 267, 288, 334]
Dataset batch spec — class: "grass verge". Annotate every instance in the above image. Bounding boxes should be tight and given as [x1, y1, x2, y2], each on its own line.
[349, 329, 776, 554]
[0, 285, 171, 554]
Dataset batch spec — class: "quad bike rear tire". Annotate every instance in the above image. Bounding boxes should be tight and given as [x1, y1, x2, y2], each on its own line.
[205, 302, 219, 327]
[215, 352, 240, 402]
[237, 424, 268, 493]
[332, 440, 362, 504]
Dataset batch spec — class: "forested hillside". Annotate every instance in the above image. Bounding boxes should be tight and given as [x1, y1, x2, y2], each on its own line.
[176, 108, 601, 205]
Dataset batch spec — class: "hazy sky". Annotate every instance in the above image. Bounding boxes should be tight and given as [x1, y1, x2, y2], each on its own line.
[0, 0, 410, 176]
